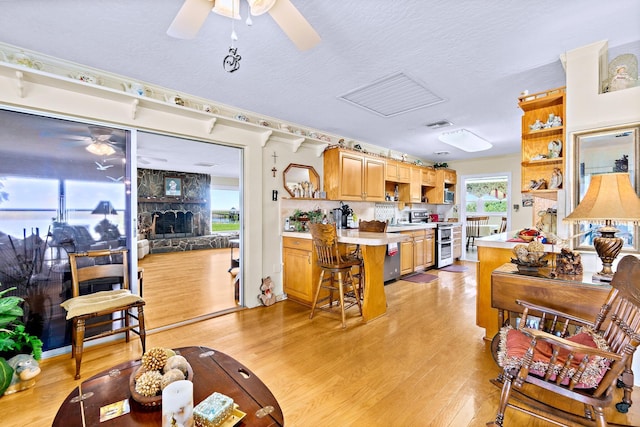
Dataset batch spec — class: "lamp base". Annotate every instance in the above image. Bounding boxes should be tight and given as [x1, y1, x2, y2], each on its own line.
[592, 227, 623, 283]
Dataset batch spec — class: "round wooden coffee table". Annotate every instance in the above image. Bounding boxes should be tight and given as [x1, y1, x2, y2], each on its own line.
[53, 346, 284, 426]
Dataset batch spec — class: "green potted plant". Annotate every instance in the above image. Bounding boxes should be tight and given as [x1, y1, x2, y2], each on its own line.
[0, 286, 43, 361]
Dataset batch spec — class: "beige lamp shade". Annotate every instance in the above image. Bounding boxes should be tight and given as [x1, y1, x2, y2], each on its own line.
[564, 173, 640, 223]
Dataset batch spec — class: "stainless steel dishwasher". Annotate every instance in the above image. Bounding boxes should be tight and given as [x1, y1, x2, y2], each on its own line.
[383, 242, 401, 282]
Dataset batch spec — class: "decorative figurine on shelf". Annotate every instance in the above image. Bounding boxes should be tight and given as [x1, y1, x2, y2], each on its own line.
[604, 54, 638, 93]
[529, 119, 544, 131]
[548, 139, 562, 158]
[549, 168, 563, 189]
[543, 113, 562, 129]
[527, 178, 548, 191]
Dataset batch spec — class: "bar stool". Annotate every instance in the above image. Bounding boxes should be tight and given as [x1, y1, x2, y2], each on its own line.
[308, 223, 363, 328]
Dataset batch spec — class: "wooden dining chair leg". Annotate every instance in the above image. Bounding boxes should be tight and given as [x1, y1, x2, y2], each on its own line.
[74, 318, 86, 380]
[309, 270, 325, 319]
[137, 306, 146, 353]
[124, 309, 131, 342]
[337, 272, 347, 328]
[494, 371, 515, 426]
[350, 272, 363, 314]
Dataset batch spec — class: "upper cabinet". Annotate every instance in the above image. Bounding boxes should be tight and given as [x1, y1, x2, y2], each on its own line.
[324, 147, 385, 201]
[324, 147, 456, 204]
[385, 159, 410, 183]
[518, 87, 566, 201]
[424, 168, 457, 204]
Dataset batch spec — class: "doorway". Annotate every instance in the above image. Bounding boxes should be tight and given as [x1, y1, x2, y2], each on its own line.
[460, 173, 511, 261]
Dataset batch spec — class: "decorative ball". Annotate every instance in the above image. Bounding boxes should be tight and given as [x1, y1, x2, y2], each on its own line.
[163, 355, 191, 376]
[161, 368, 186, 390]
[135, 370, 163, 397]
[141, 347, 168, 371]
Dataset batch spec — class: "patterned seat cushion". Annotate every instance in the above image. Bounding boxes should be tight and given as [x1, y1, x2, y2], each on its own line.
[497, 325, 611, 389]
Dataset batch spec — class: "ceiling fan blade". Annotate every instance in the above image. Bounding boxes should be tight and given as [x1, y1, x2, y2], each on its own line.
[167, 0, 213, 39]
[268, 0, 320, 51]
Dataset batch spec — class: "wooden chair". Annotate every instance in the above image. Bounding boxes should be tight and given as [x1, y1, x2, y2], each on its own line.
[498, 216, 508, 234]
[490, 255, 640, 427]
[308, 223, 363, 328]
[61, 248, 146, 379]
[465, 216, 488, 250]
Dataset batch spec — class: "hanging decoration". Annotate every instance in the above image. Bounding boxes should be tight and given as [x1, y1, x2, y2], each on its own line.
[223, 0, 241, 73]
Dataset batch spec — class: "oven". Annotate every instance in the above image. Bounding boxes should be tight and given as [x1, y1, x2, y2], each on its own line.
[436, 224, 454, 268]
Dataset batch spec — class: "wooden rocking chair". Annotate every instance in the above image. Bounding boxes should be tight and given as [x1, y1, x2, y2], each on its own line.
[490, 255, 640, 427]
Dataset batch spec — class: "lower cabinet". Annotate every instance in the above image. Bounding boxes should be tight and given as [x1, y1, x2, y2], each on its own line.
[282, 237, 321, 305]
[400, 232, 414, 275]
[452, 225, 462, 260]
[425, 228, 435, 268]
[399, 228, 436, 274]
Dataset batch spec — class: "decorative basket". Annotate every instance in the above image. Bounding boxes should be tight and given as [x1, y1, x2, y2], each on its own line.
[129, 363, 194, 408]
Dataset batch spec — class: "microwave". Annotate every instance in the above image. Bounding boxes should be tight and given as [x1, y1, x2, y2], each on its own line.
[444, 189, 455, 204]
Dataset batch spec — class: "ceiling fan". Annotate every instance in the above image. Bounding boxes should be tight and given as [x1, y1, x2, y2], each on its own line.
[167, 0, 321, 51]
[58, 125, 125, 156]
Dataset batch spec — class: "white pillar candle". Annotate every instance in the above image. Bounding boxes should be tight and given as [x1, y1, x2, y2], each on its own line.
[162, 380, 194, 427]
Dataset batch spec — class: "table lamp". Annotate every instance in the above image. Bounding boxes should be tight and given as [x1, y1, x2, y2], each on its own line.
[564, 173, 640, 281]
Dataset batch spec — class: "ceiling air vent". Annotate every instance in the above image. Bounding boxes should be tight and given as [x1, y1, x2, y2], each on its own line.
[425, 120, 453, 129]
[338, 72, 445, 117]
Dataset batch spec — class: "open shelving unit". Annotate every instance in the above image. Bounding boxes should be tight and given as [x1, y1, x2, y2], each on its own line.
[518, 87, 566, 201]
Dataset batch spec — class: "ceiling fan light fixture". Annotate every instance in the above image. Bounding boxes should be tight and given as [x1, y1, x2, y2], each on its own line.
[248, 0, 277, 16]
[86, 141, 116, 156]
[212, 0, 241, 19]
[438, 129, 492, 152]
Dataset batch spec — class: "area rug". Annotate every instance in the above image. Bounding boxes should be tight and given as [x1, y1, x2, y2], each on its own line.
[402, 273, 439, 284]
[440, 265, 469, 273]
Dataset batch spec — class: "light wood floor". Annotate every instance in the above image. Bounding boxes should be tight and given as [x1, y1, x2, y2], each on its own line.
[4, 259, 640, 426]
[139, 248, 239, 330]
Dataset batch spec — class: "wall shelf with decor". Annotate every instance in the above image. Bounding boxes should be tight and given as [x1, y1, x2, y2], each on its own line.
[519, 87, 566, 202]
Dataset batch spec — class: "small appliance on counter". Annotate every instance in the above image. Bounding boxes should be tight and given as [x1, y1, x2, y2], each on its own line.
[429, 213, 440, 223]
[408, 210, 430, 223]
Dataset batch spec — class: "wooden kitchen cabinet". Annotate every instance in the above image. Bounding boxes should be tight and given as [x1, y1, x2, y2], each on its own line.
[385, 159, 410, 183]
[400, 232, 414, 275]
[409, 166, 423, 203]
[324, 147, 385, 201]
[399, 229, 433, 273]
[452, 225, 462, 260]
[424, 168, 457, 204]
[425, 228, 435, 267]
[283, 237, 322, 305]
[422, 167, 436, 186]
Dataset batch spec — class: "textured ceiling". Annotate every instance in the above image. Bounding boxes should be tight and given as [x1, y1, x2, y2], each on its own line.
[0, 0, 639, 164]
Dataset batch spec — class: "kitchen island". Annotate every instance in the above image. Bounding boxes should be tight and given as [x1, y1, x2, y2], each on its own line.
[475, 232, 563, 340]
[282, 229, 409, 322]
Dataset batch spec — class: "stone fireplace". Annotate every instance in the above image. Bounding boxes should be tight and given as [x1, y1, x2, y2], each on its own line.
[137, 169, 238, 253]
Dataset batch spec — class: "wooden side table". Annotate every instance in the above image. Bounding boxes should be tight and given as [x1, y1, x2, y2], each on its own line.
[53, 346, 284, 426]
[228, 238, 240, 272]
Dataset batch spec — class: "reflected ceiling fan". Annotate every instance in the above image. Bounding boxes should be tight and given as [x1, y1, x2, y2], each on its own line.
[60, 125, 124, 156]
[167, 0, 321, 51]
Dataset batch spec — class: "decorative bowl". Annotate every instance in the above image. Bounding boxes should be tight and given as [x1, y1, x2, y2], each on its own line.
[511, 258, 548, 273]
[129, 363, 194, 408]
[518, 233, 536, 242]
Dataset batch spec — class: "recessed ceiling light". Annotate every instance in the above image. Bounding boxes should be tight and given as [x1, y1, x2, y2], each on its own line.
[194, 162, 217, 167]
[434, 150, 450, 155]
[438, 129, 492, 152]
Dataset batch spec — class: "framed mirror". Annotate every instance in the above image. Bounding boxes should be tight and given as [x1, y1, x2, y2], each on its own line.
[283, 164, 320, 198]
[573, 125, 640, 251]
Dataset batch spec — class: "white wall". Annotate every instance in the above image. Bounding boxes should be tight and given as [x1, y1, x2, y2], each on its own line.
[449, 153, 533, 232]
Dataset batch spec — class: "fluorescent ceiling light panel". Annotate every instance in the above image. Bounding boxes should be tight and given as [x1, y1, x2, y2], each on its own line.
[338, 72, 445, 117]
[438, 129, 492, 152]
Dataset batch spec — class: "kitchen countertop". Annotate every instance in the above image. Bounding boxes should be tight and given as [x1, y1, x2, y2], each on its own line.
[282, 229, 409, 245]
[475, 232, 562, 252]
